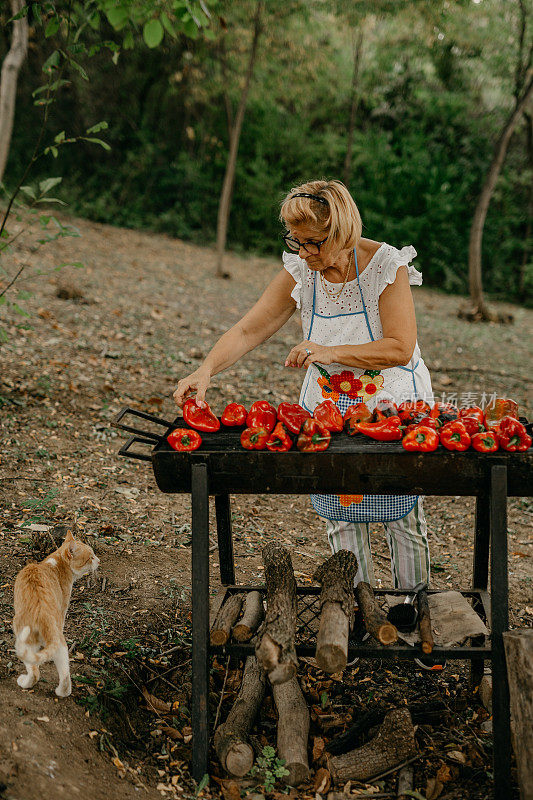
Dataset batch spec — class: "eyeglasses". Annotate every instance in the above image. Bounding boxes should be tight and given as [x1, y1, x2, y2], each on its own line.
[282, 233, 328, 255]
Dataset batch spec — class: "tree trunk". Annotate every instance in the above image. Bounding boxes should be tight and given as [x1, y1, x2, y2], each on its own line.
[215, 0, 263, 278]
[314, 550, 357, 673]
[0, 0, 28, 183]
[273, 676, 310, 786]
[214, 654, 266, 777]
[232, 591, 264, 642]
[255, 542, 298, 685]
[503, 629, 533, 800]
[518, 112, 532, 302]
[326, 708, 416, 783]
[342, 27, 363, 189]
[466, 70, 533, 322]
[355, 582, 398, 646]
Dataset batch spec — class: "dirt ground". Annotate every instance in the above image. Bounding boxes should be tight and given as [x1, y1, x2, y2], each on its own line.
[0, 213, 532, 800]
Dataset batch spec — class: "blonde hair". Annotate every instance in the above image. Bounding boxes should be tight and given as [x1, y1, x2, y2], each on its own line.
[279, 179, 362, 252]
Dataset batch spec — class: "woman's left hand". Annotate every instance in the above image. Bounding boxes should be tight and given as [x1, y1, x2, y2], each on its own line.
[285, 340, 333, 368]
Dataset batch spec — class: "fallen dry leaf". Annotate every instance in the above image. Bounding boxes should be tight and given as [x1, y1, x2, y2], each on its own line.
[447, 750, 466, 764]
[436, 763, 452, 783]
[312, 736, 325, 763]
[221, 779, 241, 800]
[161, 726, 183, 740]
[313, 767, 330, 794]
[142, 686, 172, 714]
[426, 777, 444, 800]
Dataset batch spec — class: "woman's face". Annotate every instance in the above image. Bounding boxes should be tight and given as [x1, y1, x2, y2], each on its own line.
[288, 224, 340, 272]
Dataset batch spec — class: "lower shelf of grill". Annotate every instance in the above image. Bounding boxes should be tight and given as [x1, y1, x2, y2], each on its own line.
[209, 585, 491, 661]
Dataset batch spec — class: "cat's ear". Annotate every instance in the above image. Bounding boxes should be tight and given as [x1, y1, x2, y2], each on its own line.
[64, 541, 75, 559]
[64, 529, 75, 543]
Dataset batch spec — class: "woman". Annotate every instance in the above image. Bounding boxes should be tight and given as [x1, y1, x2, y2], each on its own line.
[173, 179, 435, 595]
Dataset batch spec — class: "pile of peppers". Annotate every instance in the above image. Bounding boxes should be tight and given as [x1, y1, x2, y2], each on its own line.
[165, 395, 531, 455]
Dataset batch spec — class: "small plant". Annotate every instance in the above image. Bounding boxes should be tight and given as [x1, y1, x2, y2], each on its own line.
[22, 489, 59, 526]
[250, 745, 290, 792]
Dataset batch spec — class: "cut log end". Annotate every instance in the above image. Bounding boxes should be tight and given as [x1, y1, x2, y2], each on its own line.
[210, 629, 230, 646]
[283, 763, 310, 787]
[316, 644, 346, 675]
[232, 624, 252, 643]
[377, 622, 398, 646]
[255, 632, 281, 672]
[224, 742, 255, 777]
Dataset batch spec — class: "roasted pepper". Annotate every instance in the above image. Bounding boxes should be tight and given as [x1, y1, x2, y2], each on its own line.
[240, 426, 269, 450]
[460, 415, 485, 436]
[182, 398, 220, 432]
[266, 421, 293, 452]
[343, 402, 373, 424]
[297, 419, 331, 452]
[313, 400, 343, 432]
[429, 402, 459, 428]
[402, 426, 439, 452]
[246, 401, 277, 433]
[167, 428, 202, 451]
[496, 417, 532, 452]
[355, 416, 403, 441]
[471, 431, 499, 453]
[484, 398, 519, 430]
[459, 405, 484, 424]
[221, 402, 247, 426]
[403, 413, 437, 436]
[373, 398, 399, 421]
[277, 402, 310, 435]
[398, 400, 431, 424]
[439, 420, 471, 451]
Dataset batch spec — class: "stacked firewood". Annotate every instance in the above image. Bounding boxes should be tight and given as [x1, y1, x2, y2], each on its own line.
[213, 543, 418, 788]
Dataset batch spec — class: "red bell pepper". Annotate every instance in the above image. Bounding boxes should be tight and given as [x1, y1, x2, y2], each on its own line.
[277, 402, 310, 435]
[398, 400, 431, 424]
[246, 401, 277, 433]
[343, 402, 373, 424]
[471, 430, 499, 453]
[266, 421, 293, 452]
[221, 402, 247, 426]
[167, 428, 202, 452]
[313, 400, 343, 432]
[496, 417, 532, 452]
[403, 414, 437, 436]
[439, 420, 471, 451]
[373, 398, 399, 422]
[356, 416, 403, 441]
[240, 426, 269, 450]
[459, 405, 484, 424]
[484, 398, 519, 430]
[460, 415, 485, 436]
[429, 402, 459, 428]
[297, 419, 331, 452]
[182, 398, 220, 432]
[402, 426, 439, 452]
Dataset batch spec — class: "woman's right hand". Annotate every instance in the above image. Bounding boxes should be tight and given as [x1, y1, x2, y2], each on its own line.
[173, 366, 211, 408]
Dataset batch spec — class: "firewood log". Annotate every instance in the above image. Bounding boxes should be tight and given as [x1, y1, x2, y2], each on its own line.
[314, 551, 358, 673]
[355, 582, 398, 646]
[232, 591, 264, 642]
[214, 654, 266, 777]
[255, 543, 298, 685]
[210, 594, 244, 646]
[326, 708, 416, 783]
[273, 676, 310, 786]
[417, 589, 434, 654]
[503, 629, 533, 800]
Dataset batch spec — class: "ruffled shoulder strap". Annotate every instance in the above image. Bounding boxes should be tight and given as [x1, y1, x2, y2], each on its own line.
[377, 244, 422, 295]
[282, 251, 305, 309]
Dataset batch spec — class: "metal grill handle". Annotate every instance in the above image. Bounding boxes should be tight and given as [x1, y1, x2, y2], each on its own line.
[118, 435, 154, 462]
[112, 406, 175, 441]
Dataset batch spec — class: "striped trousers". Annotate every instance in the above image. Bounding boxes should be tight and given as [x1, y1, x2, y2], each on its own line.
[323, 498, 430, 590]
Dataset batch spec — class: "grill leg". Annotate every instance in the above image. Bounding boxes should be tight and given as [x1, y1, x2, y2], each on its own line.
[471, 491, 490, 687]
[215, 493, 235, 585]
[191, 462, 210, 782]
[490, 465, 511, 800]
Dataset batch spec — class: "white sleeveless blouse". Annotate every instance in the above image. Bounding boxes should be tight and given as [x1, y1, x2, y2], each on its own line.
[282, 243, 434, 416]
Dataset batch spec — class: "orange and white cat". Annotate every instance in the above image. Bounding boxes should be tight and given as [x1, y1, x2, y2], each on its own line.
[13, 529, 100, 697]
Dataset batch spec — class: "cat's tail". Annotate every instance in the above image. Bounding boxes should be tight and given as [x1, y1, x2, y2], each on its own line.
[16, 626, 58, 665]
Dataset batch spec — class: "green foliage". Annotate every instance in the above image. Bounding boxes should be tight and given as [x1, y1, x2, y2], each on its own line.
[1, 0, 530, 306]
[250, 745, 290, 792]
